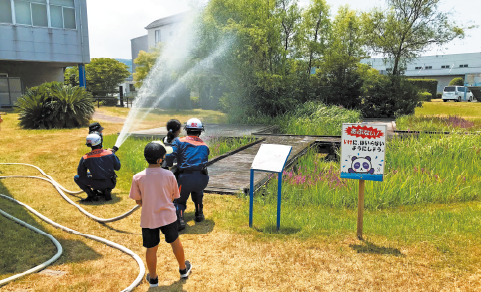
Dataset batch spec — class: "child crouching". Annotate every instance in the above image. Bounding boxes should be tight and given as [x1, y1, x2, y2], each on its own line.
[129, 141, 192, 287]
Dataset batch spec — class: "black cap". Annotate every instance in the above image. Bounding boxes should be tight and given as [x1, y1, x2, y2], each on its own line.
[144, 142, 167, 164]
[89, 122, 104, 133]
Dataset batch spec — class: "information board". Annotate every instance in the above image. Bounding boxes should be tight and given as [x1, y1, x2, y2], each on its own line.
[251, 144, 292, 173]
[340, 124, 386, 182]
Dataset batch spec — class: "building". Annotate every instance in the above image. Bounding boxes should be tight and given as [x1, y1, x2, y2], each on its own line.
[361, 52, 481, 93]
[130, 12, 186, 74]
[0, 0, 90, 106]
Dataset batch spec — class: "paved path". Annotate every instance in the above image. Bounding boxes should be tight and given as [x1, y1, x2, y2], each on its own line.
[92, 111, 126, 123]
[361, 118, 396, 137]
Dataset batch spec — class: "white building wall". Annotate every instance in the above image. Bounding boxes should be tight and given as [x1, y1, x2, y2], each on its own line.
[362, 52, 481, 93]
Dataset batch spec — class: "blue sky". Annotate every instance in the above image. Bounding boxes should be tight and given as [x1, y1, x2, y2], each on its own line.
[87, 0, 480, 59]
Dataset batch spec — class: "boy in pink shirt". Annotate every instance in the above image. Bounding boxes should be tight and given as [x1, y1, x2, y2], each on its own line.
[129, 142, 192, 287]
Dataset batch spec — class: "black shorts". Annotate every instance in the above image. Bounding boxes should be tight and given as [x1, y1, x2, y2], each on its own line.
[142, 221, 179, 248]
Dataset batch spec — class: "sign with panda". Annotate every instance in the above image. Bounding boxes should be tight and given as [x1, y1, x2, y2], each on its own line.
[340, 123, 386, 182]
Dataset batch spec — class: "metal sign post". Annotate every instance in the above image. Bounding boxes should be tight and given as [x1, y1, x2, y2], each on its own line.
[249, 144, 292, 231]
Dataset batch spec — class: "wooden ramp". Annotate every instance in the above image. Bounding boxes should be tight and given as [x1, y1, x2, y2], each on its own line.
[205, 135, 341, 194]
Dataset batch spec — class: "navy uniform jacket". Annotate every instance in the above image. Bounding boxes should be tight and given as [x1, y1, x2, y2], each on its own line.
[77, 149, 121, 180]
[167, 136, 209, 171]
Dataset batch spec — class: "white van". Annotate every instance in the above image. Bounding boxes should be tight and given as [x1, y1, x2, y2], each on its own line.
[442, 86, 474, 102]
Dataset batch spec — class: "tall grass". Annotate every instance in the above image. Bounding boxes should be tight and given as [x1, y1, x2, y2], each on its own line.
[230, 101, 361, 136]
[257, 133, 481, 210]
[396, 115, 481, 132]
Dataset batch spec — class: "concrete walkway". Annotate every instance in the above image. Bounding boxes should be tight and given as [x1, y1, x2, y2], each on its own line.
[361, 118, 397, 137]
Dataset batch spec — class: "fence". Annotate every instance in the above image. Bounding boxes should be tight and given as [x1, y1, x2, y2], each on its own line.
[0, 78, 24, 107]
[93, 97, 133, 108]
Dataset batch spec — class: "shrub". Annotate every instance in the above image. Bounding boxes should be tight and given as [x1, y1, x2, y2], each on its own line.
[16, 82, 94, 129]
[408, 79, 438, 98]
[418, 91, 432, 101]
[436, 93, 442, 99]
[449, 77, 464, 86]
[359, 75, 421, 118]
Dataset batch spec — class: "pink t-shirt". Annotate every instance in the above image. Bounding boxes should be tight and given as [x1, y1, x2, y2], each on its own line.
[129, 168, 180, 229]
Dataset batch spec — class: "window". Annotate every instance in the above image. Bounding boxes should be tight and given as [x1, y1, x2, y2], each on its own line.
[50, 1, 76, 29]
[441, 65, 450, 69]
[32, 3, 48, 27]
[3, 0, 75, 29]
[14, 0, 31, 25]
[425, 66, 432, 69]
[459, 64, 468, 68]
[444, 87, 455, 92]
[0, 0, 13, 23]
[457, 87, 465, 92]
[415, 66, 422, 70]
[155, 30, 160, 43]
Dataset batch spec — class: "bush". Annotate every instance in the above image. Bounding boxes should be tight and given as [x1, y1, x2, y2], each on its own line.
[449, 77, 464, 86]
[16, 82, 94, 129]
[436, 93, 442, 99]
[359, 75, 421, 118]
[408, 79, 438, 98]
[418, 91, 432, 101]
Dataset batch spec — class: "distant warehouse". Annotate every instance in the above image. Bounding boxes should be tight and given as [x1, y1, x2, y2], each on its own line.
[361, 52, 481, 94]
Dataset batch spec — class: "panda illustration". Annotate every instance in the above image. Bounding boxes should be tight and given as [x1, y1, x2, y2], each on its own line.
[348, 156, 375, 174]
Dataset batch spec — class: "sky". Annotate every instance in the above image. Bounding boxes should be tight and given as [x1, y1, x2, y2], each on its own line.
[86, 0, 481, 59]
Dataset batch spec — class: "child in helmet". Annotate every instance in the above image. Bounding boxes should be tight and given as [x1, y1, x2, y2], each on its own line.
[129, 142, 192, 286]
[74, 133, 121, 202]
[166, 118, 210, 231]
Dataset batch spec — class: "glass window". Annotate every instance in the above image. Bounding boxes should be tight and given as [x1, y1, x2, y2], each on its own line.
[50, 5, 62, 28]
[32, 3, 48, 27]
[14, 0, 32, 25]
[444, 87, 455, 92]
[63, 7, 75, 29]
[50, 0, 74, 7]
[457, 87, 465, 92]
[155, 30, 160, 43]
[0, 0, 13, 23]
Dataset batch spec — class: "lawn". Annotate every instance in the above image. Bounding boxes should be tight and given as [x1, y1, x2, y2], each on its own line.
[1, 108, 481, 291]
[396, 100, 481, 131]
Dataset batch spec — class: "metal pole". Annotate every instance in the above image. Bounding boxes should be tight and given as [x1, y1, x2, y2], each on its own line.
[119, 86, 124, 107]
[249, 169, 254, 227]
[357, 179, 365, 240]
[277, 172, 282, 231]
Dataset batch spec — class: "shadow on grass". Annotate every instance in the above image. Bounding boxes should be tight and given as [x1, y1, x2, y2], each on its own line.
[180, 213, 215, 235]
[0, 180, 102, 280]
[253, 225, 302, 235]
[349, 240, 403, 256]
[148, 278, 187, 292]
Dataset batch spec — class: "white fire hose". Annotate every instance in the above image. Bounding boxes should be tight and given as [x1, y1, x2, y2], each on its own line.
[0, 163, 144, 291]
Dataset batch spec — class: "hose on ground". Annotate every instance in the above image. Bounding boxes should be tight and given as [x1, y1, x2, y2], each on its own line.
[0, 194, 144, 292]
[0, 207, 63, 287]
[0, 163, 140, 223]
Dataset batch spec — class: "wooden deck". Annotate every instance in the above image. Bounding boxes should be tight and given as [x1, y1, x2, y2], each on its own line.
[205, 135, 341, 194]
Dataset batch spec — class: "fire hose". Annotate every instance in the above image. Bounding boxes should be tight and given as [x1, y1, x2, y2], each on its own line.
[0, 163, 144, 291]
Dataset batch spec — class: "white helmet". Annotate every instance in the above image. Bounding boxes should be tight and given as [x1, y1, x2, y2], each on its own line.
[86, 133, 102, 147]
[184, 118, 204, 131]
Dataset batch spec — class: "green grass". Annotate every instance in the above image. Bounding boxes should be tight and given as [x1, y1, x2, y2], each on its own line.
[415, 100, 481, 119]
[396, 115, 481, 132]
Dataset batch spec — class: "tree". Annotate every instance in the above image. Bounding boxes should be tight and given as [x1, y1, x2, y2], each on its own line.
[86, 58, 130, 96]
[63, 58, 130, 96]
[449, 77, 464, 86]
[297, 0, 330, 75]
[132, 47, 161, 88]
[364, 0, 468, 76]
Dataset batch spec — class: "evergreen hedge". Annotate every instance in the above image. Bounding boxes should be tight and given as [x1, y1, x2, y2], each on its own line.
[408, 79, 438, 97]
